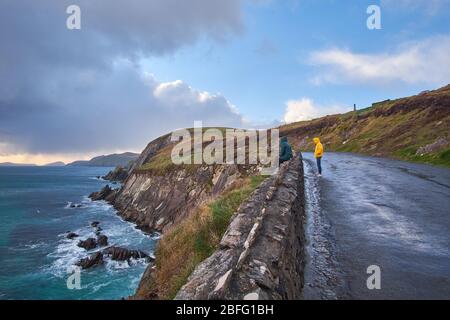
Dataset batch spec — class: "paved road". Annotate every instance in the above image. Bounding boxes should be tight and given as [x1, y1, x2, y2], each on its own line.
[301, 152, 450, 300]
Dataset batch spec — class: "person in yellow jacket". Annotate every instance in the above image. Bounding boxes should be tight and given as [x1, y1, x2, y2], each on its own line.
[313, 137, 324, 176]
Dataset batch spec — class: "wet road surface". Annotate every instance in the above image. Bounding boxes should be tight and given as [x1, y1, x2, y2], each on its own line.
[302, 152, 450, 299]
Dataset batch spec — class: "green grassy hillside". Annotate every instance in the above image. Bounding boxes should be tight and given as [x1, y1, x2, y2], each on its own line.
[280, 85, 450, 167]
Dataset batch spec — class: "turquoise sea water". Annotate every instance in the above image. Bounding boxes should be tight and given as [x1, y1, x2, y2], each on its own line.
[0, 166, 157, 300]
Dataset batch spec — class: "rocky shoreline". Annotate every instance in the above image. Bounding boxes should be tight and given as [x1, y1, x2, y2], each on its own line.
[88, 135, 307, 300]
[65, 218, 153, 271]
[63, 167, 158, 274]
[85, 160, 256, 295]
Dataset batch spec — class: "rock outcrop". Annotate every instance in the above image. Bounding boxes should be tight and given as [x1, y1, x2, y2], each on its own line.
[97, 234, 108, 247]
[103, 246, 151, 262]
[113, 164, 251, 233]
[66, 232, 79, 240]
[128, 134, 173, 173]
[77, 238, 97, 251]
[416, 137, 448, 155]
[89, 185, 117, 202]
[91, 130, 259, 234]
[76, 247, 151, 270]
[103, 166, 129, 183]
[175, 155, 305, 300]
[76, 252, 104, 269]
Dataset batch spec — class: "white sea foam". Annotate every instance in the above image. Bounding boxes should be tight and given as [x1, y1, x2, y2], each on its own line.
[129, 275, 145, 290]
[89, 176, 106, 181]
[91, 281, 111, 293]
[24, 241, 47, 250]
[105, 257, 148, 273]
[48, 225, 96, 277]
[9, 241, 48, 252]
[64, 201, 84, 209]
[106, 258, 130, 271]
[47, 191, 156, 282]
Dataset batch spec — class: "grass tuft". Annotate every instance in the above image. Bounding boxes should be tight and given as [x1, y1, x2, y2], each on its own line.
[394, 147, 450, 167]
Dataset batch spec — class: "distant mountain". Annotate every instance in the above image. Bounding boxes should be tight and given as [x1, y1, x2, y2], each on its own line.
[0, 162, 37, 167]
[67, 152, 139, 168]
[44, 161, 65, 167]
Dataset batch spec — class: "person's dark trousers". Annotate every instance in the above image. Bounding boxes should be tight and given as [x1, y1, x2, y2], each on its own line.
[316, 157, 322, 174]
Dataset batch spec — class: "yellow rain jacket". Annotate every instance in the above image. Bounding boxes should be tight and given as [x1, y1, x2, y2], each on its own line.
[314, 137, 324, 158]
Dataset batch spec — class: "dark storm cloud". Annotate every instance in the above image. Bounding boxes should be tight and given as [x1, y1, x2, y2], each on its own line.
[0, 0, 244, 154]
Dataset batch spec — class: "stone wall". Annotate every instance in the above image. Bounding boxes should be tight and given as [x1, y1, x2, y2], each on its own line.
[175, 155, 305, 300]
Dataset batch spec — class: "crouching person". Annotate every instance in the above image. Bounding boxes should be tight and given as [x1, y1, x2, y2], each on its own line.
[279, 136, 293, 164]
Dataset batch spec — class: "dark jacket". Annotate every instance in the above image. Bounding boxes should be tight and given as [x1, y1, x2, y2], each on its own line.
[279, 137, 293, 162]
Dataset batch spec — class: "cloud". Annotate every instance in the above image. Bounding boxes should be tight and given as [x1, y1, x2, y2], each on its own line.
[0, 0, 245, 157]
[309, 36, 450, 86]
[283, 98, 346, 124]
[0, 60, 243, 154]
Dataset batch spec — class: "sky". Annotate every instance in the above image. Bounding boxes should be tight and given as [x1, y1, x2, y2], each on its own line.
[1, 0, 449, 164]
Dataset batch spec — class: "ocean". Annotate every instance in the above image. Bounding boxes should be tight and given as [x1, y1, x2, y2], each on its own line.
[0, 166, 157, 300]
